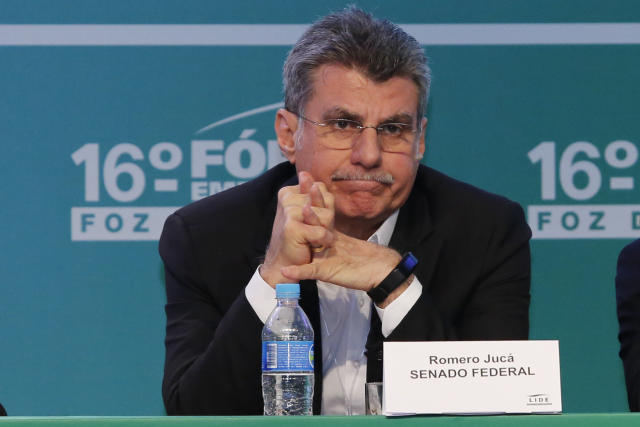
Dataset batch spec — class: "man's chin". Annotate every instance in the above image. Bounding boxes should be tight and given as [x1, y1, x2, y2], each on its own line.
[335, 198, 388, 221]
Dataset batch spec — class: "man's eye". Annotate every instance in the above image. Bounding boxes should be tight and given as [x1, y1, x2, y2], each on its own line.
[380, 123, 405, 135]
[329, 119, 357, 130]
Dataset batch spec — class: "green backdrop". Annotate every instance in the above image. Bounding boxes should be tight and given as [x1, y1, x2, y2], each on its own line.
[1, 0, 639, 415]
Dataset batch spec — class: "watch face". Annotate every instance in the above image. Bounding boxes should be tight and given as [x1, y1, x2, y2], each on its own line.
[403, 253, 418, 271]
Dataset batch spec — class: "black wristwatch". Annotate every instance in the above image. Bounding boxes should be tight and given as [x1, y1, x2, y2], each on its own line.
[367, 252, 418, 304]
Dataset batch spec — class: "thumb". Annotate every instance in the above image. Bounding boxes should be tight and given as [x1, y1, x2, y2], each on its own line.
[281, 263, 318, 281]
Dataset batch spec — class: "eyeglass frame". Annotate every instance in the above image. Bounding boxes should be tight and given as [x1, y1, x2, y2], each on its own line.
[290, 110, 424, 154]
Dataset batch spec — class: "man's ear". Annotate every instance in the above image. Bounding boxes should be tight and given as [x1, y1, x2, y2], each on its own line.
[275, 108, 299, 163]
[416, 117, 427, 160]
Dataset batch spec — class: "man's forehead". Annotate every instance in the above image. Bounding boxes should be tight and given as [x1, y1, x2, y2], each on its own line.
[310, 63, 417, 91]
[314, 63, 369, 87]
[306, 63, 420, 118]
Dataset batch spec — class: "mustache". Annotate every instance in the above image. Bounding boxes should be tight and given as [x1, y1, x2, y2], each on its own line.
[331, 170, 394, 184]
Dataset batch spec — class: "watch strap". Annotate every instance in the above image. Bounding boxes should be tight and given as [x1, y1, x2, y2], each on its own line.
[367, 252, 418, 304]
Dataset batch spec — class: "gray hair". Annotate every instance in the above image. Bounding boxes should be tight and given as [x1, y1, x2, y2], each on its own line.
[283, 6, 431, 125]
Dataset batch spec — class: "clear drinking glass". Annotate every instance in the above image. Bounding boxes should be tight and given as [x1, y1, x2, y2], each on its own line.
[365, 382, 383, 415]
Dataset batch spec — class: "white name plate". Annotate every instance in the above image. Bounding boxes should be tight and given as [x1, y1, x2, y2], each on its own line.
[383, 340, 562, 416]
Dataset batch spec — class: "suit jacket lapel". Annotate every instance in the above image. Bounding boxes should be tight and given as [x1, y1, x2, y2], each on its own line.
[389, 175, 433, 252]
[388, 175, 442, 291]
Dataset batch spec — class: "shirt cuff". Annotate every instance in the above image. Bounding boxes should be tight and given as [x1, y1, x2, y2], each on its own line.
[374, 276, 422, 337]
[244, 265, 277, 324]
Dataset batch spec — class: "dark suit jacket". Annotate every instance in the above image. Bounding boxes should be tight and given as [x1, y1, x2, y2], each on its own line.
[159, 162, 531, 415]
[616, 239, 640, 411]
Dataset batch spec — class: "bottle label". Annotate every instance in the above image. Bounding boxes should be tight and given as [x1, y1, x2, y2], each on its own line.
[262, 340, 314, 372]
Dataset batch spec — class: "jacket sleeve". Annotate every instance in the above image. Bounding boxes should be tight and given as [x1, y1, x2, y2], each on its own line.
[159, 212, 264, 415]
[616, 240, 640, 412]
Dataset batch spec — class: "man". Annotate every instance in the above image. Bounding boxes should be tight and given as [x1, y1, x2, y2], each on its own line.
[160, 7, 531, 415]
[616, 239, 640, 411]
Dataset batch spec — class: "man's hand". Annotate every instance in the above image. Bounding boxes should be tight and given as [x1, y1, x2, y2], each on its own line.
[282, 227, 411, 308]
[281, 228, 402, 294]
[286, 174, 409, 306]
[262, 172, 410, 307]
[260, 172, 335, 287]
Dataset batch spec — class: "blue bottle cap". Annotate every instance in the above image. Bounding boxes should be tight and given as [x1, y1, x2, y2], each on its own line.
[276, 283, 300, 299]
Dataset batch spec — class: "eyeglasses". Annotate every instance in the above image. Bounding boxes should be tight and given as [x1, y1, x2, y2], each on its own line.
[293, 112, 421, 154]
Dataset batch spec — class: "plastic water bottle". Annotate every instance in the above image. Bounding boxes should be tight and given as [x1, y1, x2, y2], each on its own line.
[262, 283, 314, 415]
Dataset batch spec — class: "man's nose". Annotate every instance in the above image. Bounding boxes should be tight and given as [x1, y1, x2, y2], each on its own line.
[350, 128, 382, 168]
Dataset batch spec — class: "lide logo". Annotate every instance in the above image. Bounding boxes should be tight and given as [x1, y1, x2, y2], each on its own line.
[70, 103, 286, 241]
[526, 394, 552, 407]
[527, 140, 640, 239]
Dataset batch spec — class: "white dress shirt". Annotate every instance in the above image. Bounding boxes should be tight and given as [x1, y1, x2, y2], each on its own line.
[245, 210, 423, 414]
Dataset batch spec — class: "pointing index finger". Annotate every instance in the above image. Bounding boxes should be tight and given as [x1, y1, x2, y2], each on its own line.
[309, 183, 326, 209]
[298, 171, 313, 194]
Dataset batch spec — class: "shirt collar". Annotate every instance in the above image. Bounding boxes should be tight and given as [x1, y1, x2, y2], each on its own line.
[367, 210, 399, 247]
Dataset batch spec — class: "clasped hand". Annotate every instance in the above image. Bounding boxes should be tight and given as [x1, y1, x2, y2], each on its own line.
[260, 171, 402, 295]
